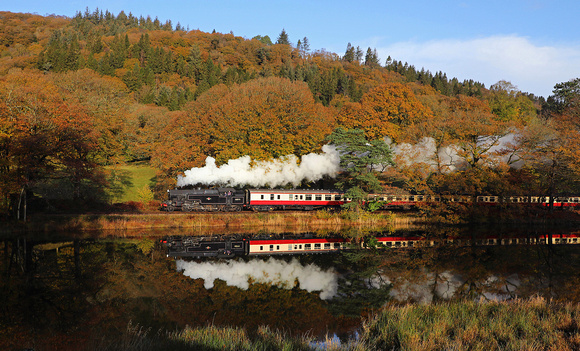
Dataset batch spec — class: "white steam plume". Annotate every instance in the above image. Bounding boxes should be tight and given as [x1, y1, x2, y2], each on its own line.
[177, 145, 340, 188]
[392, 134, 522, 172]
[176, 257, 338, 300]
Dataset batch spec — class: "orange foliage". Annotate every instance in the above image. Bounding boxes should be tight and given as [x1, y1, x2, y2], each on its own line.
[0, 70, 101, 199]
[338, 82, 433, 141]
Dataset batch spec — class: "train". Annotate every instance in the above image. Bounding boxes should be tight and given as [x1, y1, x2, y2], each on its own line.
[160, 187, 580, 212]
[160, 188, 346, 212]
[161, 233, 580, 259]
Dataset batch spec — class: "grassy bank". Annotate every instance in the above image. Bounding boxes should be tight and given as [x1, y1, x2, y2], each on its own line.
[110, 297, 580, 351]
[4, 210, 419, 236]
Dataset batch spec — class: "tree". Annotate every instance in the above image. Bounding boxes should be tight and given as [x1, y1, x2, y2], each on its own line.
[276, 29, 290, 45]
[157, 77, 335, 179]
[337, 82, 433, 141]
[252, 35, 273, 45]
[0, 71, 102, 217]
[487, 80, 537, 123]
[343, 43, 355, 63]
[326, 128, 394, 210]
[301, 36, 310, 52]
[364, 47, 379, 67]
[548, 78, 580, 113]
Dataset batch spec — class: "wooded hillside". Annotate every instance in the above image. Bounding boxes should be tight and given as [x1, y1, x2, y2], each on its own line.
[1, 9, 579, 214]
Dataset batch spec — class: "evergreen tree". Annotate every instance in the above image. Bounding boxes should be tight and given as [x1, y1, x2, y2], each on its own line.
[326, 128, 394, 210]
[276, 29, 290, 45]
[302, 37, 310, 52]
[355, 46, 363, 62]
[364, 47, 379, 67]
[343, 43, 355, 62]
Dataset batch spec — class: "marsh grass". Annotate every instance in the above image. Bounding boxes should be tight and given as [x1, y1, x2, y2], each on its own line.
[14, 210, 407, 235]
[358, 297, 580, 351]
[96, 298, 580, 350]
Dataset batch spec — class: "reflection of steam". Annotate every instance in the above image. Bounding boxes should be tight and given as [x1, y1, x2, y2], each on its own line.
[386, 270, 520, 303]
[176, 258, 338, 300]
[177, 145, 340, 188]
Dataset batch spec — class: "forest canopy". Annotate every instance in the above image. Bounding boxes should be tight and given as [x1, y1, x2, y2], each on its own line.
[0, 9, 579, 215]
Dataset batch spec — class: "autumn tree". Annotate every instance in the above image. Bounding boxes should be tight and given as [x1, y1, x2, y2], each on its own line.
[0, 71, 102, 217]
[487, 80, 537, 123]
[337, 82, 433, 141]
[153, 77, 335, 188]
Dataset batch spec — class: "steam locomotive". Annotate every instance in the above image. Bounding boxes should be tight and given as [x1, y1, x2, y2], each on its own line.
[160, 188, 346, 212]
[160, 187, 580, 212]
[161, 233, 580, 259]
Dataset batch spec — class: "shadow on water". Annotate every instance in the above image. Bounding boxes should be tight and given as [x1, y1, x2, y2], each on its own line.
[2, 225, 580, 349]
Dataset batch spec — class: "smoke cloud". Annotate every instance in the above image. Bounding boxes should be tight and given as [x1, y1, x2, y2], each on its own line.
[177, 145, 340, 188]
[392, 134, 522, 172]
[176, 257, 339, 300]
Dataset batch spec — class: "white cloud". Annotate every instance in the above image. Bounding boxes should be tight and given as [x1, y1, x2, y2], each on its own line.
[376, 35, 580, 98]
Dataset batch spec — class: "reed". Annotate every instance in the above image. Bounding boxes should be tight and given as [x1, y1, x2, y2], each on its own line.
[358, 297, 580, 351]
[97, 298, 580, 350]
[13, 210, 410, 235]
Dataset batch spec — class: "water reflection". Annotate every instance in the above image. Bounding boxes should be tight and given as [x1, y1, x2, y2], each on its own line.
[2, 226, 580, 350]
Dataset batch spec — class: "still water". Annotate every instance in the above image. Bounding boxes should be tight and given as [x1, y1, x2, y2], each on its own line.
[2, 226, 580, 349]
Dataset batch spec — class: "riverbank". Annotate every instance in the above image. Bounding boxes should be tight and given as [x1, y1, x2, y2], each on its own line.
[1, 210, 420, 236]
[105, 297, 580, 351]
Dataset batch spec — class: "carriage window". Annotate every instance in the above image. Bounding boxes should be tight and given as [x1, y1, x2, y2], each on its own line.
[325, 195, 332, 201]
[305, 195, 312, 201]
[305, 244, 311, 250]
[269, 245, 274, 251]
[334, 243, 341, 249]
[288, 244, 293, 250]
[314, 243, 321, 249]
[276, 245, 280, 250]
[315, 195, 322, 201]
[260, 195, 264, 200]
[324, 243, 330, 249]
[335, 195, 342, 201]
[260, 246, 263, 251]
[300, 195, 303, 200]
[289, 194, 293, 200]
[277, 195, 281, 200]
[270, 194, 274, 200]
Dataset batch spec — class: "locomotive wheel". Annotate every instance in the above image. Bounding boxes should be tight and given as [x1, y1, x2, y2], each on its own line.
[167, 205, 174, 212]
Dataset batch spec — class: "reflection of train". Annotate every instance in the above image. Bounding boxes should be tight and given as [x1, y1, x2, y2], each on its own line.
[160, 188, 580, 212]
[161, 236, 349, 258]
[161, 233, 580, 259]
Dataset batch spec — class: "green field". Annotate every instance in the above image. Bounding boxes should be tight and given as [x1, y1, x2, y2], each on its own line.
[106, 162, 158, 203]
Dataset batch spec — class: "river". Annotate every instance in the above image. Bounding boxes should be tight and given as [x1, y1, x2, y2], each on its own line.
[2, 225, 580, 349]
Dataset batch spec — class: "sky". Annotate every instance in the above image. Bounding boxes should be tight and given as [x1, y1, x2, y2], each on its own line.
[4, 0, 580, 98]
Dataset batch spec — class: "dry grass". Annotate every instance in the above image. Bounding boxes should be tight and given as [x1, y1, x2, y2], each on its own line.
[9, 210, 419, 237]
[358, 297, 580, 351]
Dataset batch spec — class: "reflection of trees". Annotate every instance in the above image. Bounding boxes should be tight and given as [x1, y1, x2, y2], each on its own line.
[366, 229, 580, 303]
[0, 237, 357, 349]
[329, 249, 392, 317]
